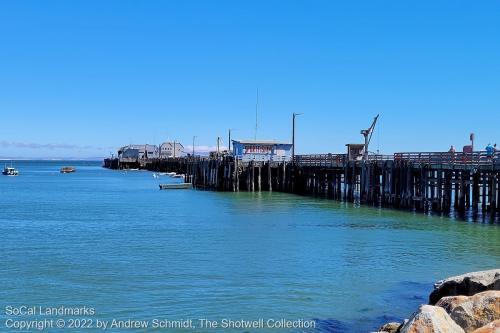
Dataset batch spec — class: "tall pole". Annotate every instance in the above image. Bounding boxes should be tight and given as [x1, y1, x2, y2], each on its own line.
[255, 88, 259, 140]
[228, 129, 231, 153]
[217, 137, 220, 156]
[292, 113, 303, 164]
[192, 136, 196, 157]
[292, 114, 295, 163]
[173, 141, 176, 158]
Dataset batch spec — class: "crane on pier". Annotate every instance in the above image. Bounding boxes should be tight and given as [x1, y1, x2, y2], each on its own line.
[361, 114, 379, 160]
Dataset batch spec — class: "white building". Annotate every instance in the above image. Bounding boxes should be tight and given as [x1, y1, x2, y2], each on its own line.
[118, 144, 159, 161]
[160, 142, 184, 158]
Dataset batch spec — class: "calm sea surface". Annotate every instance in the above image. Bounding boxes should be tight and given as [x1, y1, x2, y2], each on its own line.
[1, 161, 499, 332]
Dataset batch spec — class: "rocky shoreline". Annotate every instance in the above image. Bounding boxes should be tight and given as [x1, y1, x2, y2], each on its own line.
[374, 269, 500, 333]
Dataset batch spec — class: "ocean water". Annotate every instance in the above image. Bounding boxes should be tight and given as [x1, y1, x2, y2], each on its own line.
[1, 161, 499, 333]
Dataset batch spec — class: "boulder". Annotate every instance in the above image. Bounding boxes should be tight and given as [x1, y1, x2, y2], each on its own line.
[436, 291, 500, 332]
[399, 305, 465, 333]
[429, 269, 500, 305]
[470, 320, 500, 333]
[377, 322, 402, 333]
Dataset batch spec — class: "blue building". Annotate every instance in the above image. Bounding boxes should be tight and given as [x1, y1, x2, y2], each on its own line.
[232, 140, 293, 162]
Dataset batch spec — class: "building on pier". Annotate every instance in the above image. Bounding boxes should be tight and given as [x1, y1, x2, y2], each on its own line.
[346, 144, 365, 160]
[232, 140, 293, 162]
[160, 141, 184, 158]
[118, 144, 159, 162]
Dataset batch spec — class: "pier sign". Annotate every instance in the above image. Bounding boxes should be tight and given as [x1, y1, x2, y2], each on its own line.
[232, 140, 293, 162]
[243, 145, 273, 154]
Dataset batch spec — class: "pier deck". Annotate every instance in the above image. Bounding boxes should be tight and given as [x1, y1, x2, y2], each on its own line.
[104, 151, 500, 216]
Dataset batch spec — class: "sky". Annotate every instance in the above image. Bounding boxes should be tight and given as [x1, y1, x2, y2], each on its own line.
[0, 0, 499, 159]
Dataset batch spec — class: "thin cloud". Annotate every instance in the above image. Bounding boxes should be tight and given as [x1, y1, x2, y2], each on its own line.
[0, 140, 96, 150]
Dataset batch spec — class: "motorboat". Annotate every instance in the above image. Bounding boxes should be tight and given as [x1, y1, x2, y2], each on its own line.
[60, 166, 76, 173]
[2, 166, 19, 176]
[171, 174, 185, 178]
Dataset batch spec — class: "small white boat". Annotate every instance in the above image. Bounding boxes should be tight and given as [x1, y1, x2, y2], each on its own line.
[2, 166, 19, 176]
[159, 183, 192, 190]
[172, 174, 185, 178]
[166, 172, 176, 176]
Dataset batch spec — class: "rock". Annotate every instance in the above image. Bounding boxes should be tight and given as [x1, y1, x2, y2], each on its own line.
[429, 269, 500, 305]
[437, 295, 470, 313]
[436, 291, 500, 332]
[470, 320, 500, 333]
[377, 322, 402, 333]
[399, 305, 465, 333]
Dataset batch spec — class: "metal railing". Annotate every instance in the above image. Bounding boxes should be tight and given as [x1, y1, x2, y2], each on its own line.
[393, 151, 499, 167]
[293, 154, 394, 167]
[293, 151, 499, 169]
[116, 151, 499, 169]
[365, 154, 394, 161]
[293, 154, 347, 167]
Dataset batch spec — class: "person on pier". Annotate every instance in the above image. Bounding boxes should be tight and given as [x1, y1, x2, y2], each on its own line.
[485, 143, 494, 160]
[448, 145, 456, 163]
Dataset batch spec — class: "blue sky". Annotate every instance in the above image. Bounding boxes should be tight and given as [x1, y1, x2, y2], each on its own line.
[0, 1, 499, 158]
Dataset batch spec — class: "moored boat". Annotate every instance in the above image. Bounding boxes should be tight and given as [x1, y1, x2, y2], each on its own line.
[171, 174, 185, 178]
[159, 183, 192, 190]
[60, 166, 76, 173]
[2, 166, 19, 176]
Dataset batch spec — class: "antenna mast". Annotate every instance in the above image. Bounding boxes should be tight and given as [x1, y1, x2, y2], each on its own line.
[254, 88, 259, 140]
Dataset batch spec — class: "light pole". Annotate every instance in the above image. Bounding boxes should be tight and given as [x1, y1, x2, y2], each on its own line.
[292, 112, 303, 164]
[192, 136, 197, 157]
[228, 128, 237, 154]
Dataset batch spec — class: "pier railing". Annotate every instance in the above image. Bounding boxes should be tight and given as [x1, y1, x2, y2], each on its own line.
[394, 151, 499, 167]
[293, 151, 499, 168]
[114, 151, 499, 170]
[366, 154, 394, 161]
[293, 154, 394, 167]
[293, 154, 347, 167]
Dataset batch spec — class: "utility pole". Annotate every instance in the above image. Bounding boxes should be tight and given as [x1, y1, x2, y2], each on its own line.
[192, 136, 196, 157]
[228, 128, 237, 154]
[255, 88, 259, 140]
[292, 112, 303, 164]
[217, 137, 220, 156]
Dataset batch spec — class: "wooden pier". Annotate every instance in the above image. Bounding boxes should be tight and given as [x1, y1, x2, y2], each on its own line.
[104, 151, 500, 216]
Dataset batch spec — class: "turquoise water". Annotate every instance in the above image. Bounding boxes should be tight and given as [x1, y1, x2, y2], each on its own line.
[1, 161, 499, 332]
